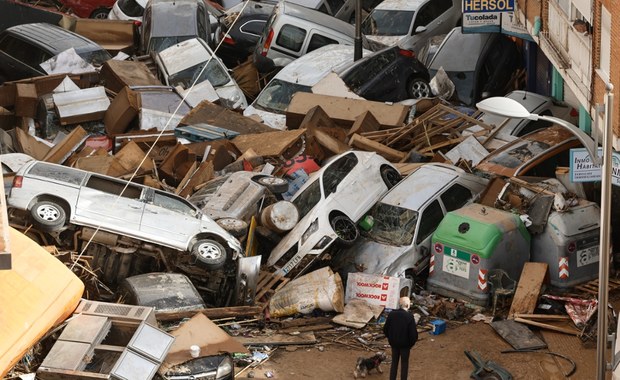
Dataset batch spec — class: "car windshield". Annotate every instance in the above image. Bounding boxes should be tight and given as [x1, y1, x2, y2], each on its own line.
[150, 36, 196, 54]
[292, 179, 322, 220]
[77, 50, 112, 67]
[361, 10, 414, 36]
[168, 58, 230, 88]
[487, 140, 551, 169]
[366, 202, 418, 246]
[254, 79, 312, 114]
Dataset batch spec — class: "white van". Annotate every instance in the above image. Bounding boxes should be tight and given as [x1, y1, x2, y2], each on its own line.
[253, 1, 358, 72]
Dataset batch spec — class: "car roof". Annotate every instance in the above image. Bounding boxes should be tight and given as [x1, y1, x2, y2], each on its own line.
[380, 164, 462, 210]
[279, 1, 355, 37]
[374, 0, 427, 11]
[273, 45, 359, 86]
[428, 27, 496, 71]
[475, 125, 578, 175]
[147, 0, 203, 37]
[4, 23, 104, 55]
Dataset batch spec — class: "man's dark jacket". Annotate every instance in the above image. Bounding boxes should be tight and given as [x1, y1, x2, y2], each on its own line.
[383, 308, 418, 349]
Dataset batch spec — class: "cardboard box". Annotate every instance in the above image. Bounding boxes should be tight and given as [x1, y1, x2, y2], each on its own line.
[73, 19, 136, 55]
[100, 60, 161, 94]
[53, 87, 110, 125]
[104, 86, 140, 136]
[286, 92, 410, 129]
[14, 83, 37, 118]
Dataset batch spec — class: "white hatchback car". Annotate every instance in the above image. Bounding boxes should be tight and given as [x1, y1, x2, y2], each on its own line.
[266, 151, 402, 278]
[155, 38, 247, 110]
[361, 0, 462, 54]
[244, 44, 368, 129]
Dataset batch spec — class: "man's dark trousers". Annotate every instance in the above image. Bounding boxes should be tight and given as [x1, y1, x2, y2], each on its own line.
[390, 346, 410, 380]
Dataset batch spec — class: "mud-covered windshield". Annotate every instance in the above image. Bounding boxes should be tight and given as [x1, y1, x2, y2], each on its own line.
[366, 202, 418, 246]
[292, 179, 322, 220]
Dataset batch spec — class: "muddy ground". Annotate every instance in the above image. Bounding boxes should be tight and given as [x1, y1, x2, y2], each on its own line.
[233, 295, 620, 380]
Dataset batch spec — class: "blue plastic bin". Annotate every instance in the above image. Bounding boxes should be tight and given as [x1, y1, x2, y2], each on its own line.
[430, 319, 446, 335]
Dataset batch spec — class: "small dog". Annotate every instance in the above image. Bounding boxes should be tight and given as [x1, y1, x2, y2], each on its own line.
[353, 351, 387, 378]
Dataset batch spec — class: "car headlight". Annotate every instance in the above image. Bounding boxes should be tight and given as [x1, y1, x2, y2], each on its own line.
[216, 356, 233, 379]
[301, 218, 319, 245]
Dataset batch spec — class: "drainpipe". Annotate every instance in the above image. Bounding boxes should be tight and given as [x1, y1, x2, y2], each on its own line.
[354, 0, 362, 61]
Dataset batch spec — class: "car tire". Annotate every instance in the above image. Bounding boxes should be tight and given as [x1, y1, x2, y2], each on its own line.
[330, 215, 359, 246]
[90, 8, 110, 19]
[256, 176, 289, 194]
[380, 166, 402, 189]
[407, 77, 432, 99]
[30, 200, 66, 232]
[217, 218, 249, 238]
[191, 239, 228, 270]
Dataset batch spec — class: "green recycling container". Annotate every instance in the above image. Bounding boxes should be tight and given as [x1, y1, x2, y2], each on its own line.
[427, 203, 530, 306]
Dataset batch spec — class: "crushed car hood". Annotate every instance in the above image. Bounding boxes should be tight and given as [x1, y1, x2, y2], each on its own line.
[337, 238, 409, 276]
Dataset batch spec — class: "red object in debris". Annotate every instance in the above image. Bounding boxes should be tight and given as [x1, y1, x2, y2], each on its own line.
[84, 135, 113, 151]
[58, 0, 116, 18]
[243, 159, 253, 171]
[283, 154, 320, 176]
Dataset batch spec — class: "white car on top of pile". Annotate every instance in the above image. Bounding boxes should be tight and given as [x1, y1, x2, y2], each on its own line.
[267, 150, 402, 278]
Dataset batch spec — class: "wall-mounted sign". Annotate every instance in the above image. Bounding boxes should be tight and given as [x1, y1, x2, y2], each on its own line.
[570, 147, 620, 186]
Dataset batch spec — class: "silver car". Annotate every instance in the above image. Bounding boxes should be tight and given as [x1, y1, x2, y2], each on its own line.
[7, 161, 243, 270]
[332, 163, 488, 291]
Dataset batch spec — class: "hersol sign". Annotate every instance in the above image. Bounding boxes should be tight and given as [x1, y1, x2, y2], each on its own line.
[463, 0, 514, 12]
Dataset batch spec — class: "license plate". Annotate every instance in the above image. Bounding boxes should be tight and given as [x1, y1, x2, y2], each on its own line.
[443, 256, 470, 279]
[577, 246, 599, 267]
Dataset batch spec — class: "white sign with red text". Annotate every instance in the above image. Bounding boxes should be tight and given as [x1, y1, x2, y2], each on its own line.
[345, 273, 401, 309]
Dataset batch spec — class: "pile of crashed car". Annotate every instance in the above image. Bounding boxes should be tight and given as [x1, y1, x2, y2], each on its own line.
[0, 0, 608, 378]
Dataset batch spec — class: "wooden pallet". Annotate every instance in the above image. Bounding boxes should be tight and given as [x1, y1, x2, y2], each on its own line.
[575, 278, 620, 295]
[255, 270, 290, 303]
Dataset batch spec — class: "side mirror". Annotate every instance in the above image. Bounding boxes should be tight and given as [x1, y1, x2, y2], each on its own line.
[414, 26, 427, 34]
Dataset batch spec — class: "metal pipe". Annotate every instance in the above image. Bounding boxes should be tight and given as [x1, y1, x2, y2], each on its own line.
[596, 84, 614, 380]
[354, 0, 362, 61]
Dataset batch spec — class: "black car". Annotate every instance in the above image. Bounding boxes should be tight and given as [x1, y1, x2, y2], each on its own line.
[0, 23, 111, 83]
[427, 27, 523, 107]
[215, 1, 272, 68]
[337, 45, 431, 102]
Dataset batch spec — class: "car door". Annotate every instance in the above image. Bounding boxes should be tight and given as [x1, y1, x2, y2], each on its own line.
[74, 175, 145, 232]
[413, 199, 444, 263]
[140, 189, 196, 247]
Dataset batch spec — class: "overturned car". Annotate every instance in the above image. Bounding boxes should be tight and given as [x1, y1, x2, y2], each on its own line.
[7, 160, 257, 306]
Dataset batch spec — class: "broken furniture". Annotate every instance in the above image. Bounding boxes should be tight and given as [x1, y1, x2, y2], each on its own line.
[37, 300, 174, 380]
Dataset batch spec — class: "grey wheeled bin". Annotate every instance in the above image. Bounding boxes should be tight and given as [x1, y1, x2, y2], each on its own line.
[531, 199, 600, 289]
[427, 203, 530, 306]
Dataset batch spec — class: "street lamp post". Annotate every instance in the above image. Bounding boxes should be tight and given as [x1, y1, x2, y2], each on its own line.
[477, 92, 614, 379]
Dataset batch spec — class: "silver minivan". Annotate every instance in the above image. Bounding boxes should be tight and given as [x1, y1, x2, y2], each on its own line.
[253, 1, 358, 72]
[7, 161, 243, 271]
[332, 163, 488, 288]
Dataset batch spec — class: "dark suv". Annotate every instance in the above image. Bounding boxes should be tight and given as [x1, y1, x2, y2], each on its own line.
[0, 23, 111, 82]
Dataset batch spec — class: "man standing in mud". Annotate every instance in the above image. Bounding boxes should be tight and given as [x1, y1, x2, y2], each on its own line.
[383, 296, 418, 380]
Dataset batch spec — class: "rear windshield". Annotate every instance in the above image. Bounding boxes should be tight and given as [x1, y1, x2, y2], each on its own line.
[168, 58, 230, 88]
[77, 49, 112, 67]
[487, 141, 551, 169]
[28, 163, 86, 185]
[361, 10, 414, 35]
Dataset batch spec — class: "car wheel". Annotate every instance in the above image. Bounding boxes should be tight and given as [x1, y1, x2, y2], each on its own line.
[256, 176, 289, 194]
[191, 239, 228, 270]
[330, 215, 359, 246]
[90, 8, 110, 19]
[30, 200, 66, 232]
[407, 77, 432, 99]
[380, 166, 402, 188]
[216, 218, 249, 238]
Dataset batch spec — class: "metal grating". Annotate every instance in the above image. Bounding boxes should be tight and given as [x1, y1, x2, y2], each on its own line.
[94, 304, 132, 316]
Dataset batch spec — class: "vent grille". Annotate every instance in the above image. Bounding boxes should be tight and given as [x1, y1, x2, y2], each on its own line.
[94, 304, 132, 316]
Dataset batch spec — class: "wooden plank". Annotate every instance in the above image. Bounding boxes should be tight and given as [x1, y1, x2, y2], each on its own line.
[236, 332, 317, 346]
[279, 324, 334, 334]
[348, 111, 380, 136]
[155, 306, 263, 322]
[348, 133, 406, 162]
[508, 262, 548, 318]
[513, 314, 570, 320]
[514, 317, 580, 336]
[277, 316, 333, 329]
